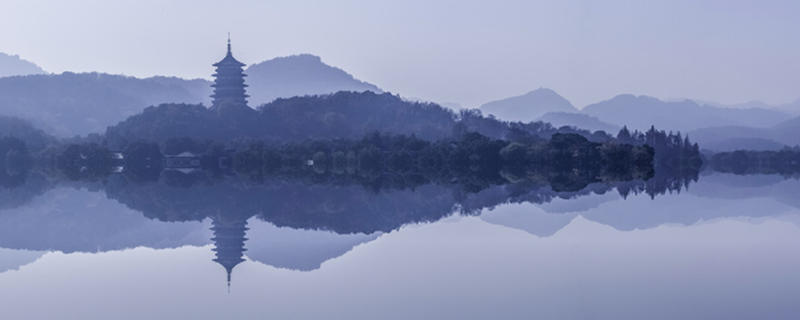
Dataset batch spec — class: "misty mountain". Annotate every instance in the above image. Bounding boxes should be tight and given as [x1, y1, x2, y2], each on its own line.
[0, 116, 55, 152]
[582, 95, 791, 133]
[690, 126, 776, 151]
[697, 137, 786, 152]
[689, 115, 800, 151]
[538, 112, 620, 134]
[0, 54, 382, 137]
[480, 88, 577, 122]
[0, 53, 46, 78]
[0, 73, 209, 137]
[246, 54, 381, 106]
[701, 99, 800, 115]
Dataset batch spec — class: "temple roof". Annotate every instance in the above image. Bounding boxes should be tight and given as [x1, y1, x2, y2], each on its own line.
[213, 37, 245, 67]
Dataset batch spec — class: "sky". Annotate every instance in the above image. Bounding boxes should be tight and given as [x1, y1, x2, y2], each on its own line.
[1, 0, 799, 108]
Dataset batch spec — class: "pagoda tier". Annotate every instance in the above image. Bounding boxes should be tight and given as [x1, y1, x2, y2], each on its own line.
[211, 38, 249, 110]
[210, 215, 249, 288]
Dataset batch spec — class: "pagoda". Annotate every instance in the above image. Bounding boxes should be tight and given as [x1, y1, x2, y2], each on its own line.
[211, 35, 249, 112]
[210, 214, 249, 291]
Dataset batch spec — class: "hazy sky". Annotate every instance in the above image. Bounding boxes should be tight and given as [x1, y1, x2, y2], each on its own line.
[1, 0, 798, 108]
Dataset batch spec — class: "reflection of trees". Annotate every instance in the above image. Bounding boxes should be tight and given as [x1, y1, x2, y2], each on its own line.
[0, 155, 700, 285]
[96, 164, 697, 235]
[0, 137, 31, 188]
[710, 149, 800, 177]
[0, 172, 50, 211]
[2, 157, 699, 234]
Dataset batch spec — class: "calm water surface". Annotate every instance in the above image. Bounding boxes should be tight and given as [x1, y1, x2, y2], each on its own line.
[1, 172, 799, 319]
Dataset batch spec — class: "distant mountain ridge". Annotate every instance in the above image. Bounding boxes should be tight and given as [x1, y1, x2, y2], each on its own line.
[690, 115, 800, 151]
[478, 89, 798, 151]
[245, 54, 381, 106]
[538, 112, 620, 134]
[0, 72, 209, 137]
[0, 52, 46, 78]
[2, 50, 796, 152]
[582, 94, 790, 133]
[0, 54, 382, 137]
[696, 99, 800, 115]
[480, 88, 577, 122]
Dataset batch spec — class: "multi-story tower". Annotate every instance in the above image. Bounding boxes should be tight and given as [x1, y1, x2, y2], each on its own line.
[211, 35, 249, 112]
[211, 214, 249, 290]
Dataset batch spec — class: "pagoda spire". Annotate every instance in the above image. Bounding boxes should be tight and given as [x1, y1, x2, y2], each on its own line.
[210, 215, 248, 292]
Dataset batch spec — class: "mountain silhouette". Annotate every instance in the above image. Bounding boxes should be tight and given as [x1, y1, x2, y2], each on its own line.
[0, 73, 209, 137]
[480, 88, 577, 122]
[0, 116, 54, 152]
[690, 115, 800, 151]
[0, 54, 382, 137]
[0, 53, 45, 78]
[701, 99, 800, 115]
[245, 54, 381, 106]
[582, 94, 790, 133]
[538, 112, 619, 133]
[697, 137, 786, 152]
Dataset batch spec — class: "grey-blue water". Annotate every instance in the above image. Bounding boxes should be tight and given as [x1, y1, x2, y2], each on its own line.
[1, 172, 799, 319]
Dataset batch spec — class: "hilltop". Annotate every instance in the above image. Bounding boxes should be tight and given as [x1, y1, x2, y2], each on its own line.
[480, 88, 577, 122]
[0, 53, 46, 78]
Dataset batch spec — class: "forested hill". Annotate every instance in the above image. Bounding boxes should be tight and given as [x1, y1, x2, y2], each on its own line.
[105, 91, 612, 148]
[0, 54, 382, 138]
[0, 73, 209, 137]
[245, 54, 382, 106]
[0, 116, 55, 152]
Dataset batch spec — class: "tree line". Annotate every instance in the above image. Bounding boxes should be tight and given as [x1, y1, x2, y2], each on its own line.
[49, 131, 655, 193]
[710, 147, 800, 176]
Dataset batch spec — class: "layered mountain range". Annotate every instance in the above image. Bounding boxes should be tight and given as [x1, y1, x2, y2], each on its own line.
[1, 51, 797, 151]
[0, 53, 381, 137]
[480, 89, 799, 151]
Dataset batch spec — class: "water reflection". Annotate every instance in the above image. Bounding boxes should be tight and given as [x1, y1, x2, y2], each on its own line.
[1, 165, 799, 308]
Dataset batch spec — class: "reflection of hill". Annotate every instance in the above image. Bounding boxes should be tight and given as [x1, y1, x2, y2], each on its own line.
[0, 187, 210, 253]
[536, 191, 620, 214]
[481, 205, 578, 237]
[0, 163, 703, 278]
[0, 248, 45, 273]
[481, 172, 799, 237]
[245, 219, 381, 271]
[687, 173, 800, 209]
[580, 192, 788, 231]
[104, 175, 459, 234]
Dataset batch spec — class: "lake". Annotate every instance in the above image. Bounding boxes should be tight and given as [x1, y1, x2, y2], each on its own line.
[0, 171, 799, 319]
